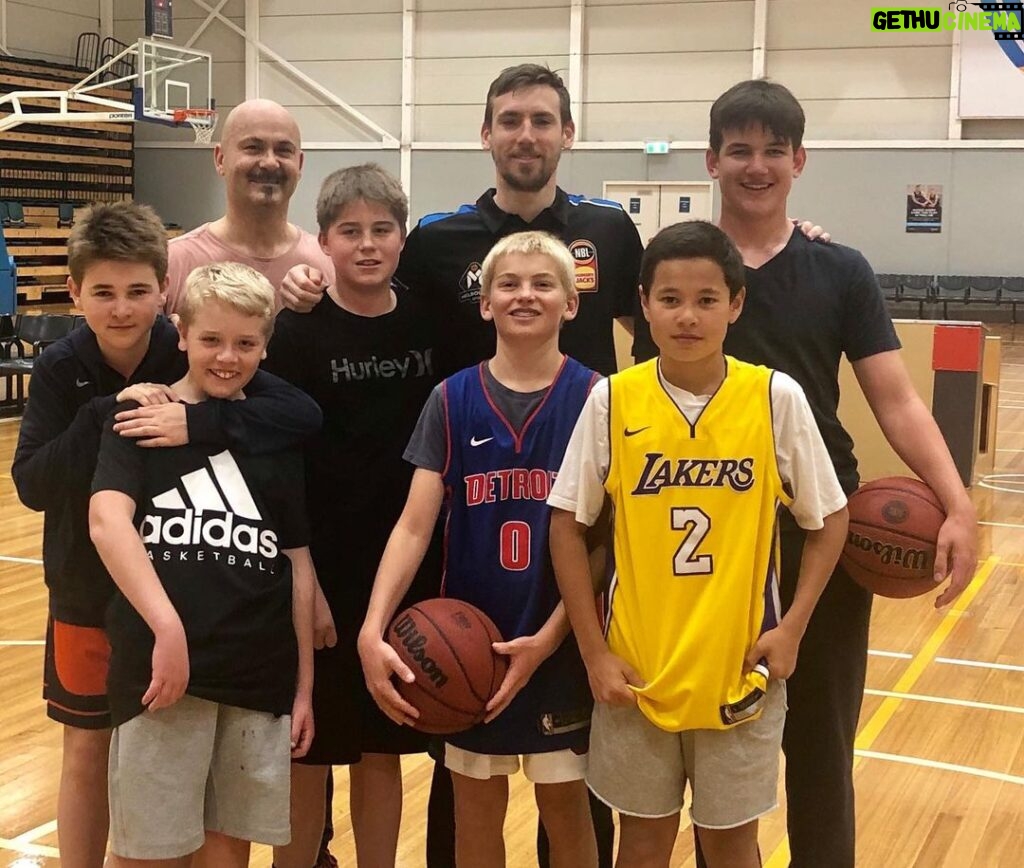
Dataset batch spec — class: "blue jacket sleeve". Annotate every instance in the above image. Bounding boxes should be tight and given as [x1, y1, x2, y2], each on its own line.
[11, 355, 116, 512]
[183, 369, 322, 455]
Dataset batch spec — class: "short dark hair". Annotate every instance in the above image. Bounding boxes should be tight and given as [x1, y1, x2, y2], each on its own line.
[315, 163, 408, 235]
[640, 221, 745, 300]
[709, 79, 805, 153]
[483, 64, 573, 128]
[67, 201, 168, 285]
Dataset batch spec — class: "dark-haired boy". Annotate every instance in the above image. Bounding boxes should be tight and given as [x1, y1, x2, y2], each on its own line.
[550, 220, 848, 867]
[703, 79, 977, 866]
[11, 201, 320, 868]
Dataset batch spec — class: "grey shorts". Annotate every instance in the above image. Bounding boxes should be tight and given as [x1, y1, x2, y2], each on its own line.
[587, 680, 786, 829]
[108, 695, 292, 859]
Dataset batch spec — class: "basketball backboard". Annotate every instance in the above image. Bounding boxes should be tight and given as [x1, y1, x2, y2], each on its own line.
[133, 38, 214, 128]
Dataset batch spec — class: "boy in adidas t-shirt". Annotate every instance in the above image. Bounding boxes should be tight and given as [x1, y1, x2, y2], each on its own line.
[89, 262, 315, 866]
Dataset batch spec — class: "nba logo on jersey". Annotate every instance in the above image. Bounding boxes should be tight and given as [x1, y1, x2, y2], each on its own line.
[459, 262, 483, 303]
[569, 239, 598, 293]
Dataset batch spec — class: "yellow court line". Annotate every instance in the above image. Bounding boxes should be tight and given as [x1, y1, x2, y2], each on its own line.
[763, 555, 999, 868]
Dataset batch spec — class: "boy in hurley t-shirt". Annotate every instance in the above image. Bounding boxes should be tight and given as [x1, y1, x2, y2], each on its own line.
[90, 262, 315, 866]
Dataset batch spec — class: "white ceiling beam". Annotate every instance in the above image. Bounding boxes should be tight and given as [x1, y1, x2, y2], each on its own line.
[752, 0, 767, 78]
[184, 0, 231, 50]
[99, 0, 114, 42]
[400, 0, 416, 198]
[569, 0, 584, 132]
[190, 0, 397, 144]
[245, 0, 259, 100]
[948, 28, 963, 140]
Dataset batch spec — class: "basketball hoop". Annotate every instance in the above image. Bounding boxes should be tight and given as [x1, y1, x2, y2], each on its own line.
[173, 108, 218, 144]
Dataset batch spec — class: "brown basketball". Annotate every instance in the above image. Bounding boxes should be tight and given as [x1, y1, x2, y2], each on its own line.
[840, 476, 946, 598]
[386, 597, 508, 735]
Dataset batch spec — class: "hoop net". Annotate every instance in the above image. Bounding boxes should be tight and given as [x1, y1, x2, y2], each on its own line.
[173, 108, 218, 144]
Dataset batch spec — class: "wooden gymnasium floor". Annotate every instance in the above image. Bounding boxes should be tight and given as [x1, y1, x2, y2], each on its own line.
[1, 328, 1022, 868]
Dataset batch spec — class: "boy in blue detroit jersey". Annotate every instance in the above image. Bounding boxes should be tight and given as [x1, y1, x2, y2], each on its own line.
[359, 230, 599, 867]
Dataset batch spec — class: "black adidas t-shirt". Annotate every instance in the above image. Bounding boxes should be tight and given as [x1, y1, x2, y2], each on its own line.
[93, 410, 309, 726]
[263, 286, 441, 615]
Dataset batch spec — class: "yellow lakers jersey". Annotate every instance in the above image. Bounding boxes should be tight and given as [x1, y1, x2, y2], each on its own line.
[605, 356, 791, 731]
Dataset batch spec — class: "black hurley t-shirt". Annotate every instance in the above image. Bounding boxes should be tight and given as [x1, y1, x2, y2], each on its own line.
[263, 286, 441, 611]
[723, 231, 900, 495]
[93, 412, 309, 726]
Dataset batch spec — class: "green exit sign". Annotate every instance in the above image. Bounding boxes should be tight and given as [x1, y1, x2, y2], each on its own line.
[644, 141, 670, 155]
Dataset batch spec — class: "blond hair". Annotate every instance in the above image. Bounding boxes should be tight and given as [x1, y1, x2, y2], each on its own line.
[178, 262, 277, 337]
[480, 231, 577, 301]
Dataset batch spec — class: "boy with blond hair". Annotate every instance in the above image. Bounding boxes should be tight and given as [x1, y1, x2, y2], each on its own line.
[549, 220, 848, 867]
[12, 202, 319, 868]
[89, 262, 316, 866]
[359, 230, 599, 868]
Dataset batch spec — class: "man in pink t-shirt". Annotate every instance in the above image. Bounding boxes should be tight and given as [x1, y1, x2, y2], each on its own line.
[165, 98, 334, 313]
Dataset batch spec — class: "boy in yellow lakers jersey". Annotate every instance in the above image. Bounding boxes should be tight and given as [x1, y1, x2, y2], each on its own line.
[549, 220, 849, 867]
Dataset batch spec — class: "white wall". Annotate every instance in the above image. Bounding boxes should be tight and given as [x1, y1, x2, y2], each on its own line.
[6, 0, 98, 64]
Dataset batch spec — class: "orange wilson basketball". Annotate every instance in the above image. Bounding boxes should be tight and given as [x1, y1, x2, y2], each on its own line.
[840, 476, 946, 598]
[386, 597, 508, 734]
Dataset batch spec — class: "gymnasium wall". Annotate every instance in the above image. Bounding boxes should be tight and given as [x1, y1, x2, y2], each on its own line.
[5, 0, 97, 64]
[11, 0, 1024, 274]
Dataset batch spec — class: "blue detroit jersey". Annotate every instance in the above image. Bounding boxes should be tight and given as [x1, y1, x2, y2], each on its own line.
[440, 357, 597, 754]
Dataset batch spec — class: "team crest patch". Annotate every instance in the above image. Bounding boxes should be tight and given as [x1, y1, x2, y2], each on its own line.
[458, 262, 483, 303]
[569, 239, 598, 293]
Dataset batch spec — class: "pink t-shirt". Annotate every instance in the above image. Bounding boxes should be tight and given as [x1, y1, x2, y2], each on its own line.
[165, 222, 335, 314]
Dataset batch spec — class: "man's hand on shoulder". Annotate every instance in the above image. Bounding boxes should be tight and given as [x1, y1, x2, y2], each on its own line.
[280, 264, 328, 313]
[792, 218, 831, 244]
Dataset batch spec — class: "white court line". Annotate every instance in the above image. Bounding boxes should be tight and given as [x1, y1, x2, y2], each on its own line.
[868, 649, 913, 660]
[999, 390, 1024, 396]
[855, 749, 1024, 785]
[864, 688, 1024, 715]
[996, 448, 1024, 453]
[0, 641, 43, 646]
[979, 519, 1024, 527]
[0, 838, 58, 858]
[13, 820, 56, 844]
[0, 554, 42, 565]
[936, 656, 1024, 673]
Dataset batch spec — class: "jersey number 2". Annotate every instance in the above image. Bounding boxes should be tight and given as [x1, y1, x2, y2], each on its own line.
[671, 507, 713, 576]
[500, 520, 531, 571]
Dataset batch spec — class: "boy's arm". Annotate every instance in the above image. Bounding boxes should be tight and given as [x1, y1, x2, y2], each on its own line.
[357, 467, 445, 726]
[550, 510, 643, 705]
[89, 489, 189, 710]
[112, 369, 322, 453]
[12, 356, 115, 511]
[283, 545, 315, 757]
[853, 350, 977, 607]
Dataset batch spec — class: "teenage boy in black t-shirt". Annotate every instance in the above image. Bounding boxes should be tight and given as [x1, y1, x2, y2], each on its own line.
[265, 163, 441, 868]
[90, 262, 316, 866]
[697, 79, 978, 868]
[11, 202, 320, 868]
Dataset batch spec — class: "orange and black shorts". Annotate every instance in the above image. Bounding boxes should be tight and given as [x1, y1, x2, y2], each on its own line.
[43, 616, 112, 730]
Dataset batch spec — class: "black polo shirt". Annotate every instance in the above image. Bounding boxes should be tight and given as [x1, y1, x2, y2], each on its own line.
[395, 187, 643, 376]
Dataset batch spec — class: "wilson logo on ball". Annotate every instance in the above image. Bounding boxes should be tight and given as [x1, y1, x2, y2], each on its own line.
[392, 614, 449, 688]
[846, 530, 931, 571]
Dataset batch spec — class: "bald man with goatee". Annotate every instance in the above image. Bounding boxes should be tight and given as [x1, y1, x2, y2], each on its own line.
[165, 98, 333, 313]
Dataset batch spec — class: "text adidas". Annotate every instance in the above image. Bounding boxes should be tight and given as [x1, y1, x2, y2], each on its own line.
[140, 510, 279, 558]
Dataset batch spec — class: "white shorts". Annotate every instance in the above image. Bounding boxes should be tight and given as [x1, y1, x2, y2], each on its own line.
[587, 680, 786, 829]
[445, 743, 588, 784]
[108, 695, 292, 859]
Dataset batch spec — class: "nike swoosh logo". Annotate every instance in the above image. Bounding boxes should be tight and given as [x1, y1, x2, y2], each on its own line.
[624, 426, 650, 437]
[470, 436, 493, 447]
[76, 379, 90, 387]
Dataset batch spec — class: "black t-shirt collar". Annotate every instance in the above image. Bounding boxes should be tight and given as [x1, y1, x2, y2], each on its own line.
[476, 187, 570, 234]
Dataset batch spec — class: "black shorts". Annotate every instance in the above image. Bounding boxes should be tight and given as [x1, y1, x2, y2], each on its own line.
[295, 631, 429, 766]
[43, 615, 112, 730]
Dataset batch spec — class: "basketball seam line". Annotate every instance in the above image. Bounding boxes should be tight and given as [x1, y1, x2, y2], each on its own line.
[458, 604, 503, 701]
[410, 604, 489, 706]
[402, 676, 483, 719]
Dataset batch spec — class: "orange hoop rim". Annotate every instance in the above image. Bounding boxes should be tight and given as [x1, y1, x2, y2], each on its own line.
[172, 108, 217, 124]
